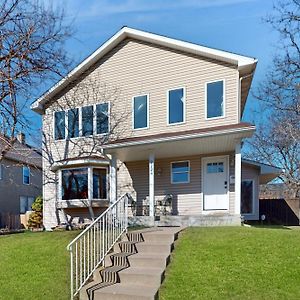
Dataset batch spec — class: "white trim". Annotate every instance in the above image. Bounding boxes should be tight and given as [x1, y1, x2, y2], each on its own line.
[132, 94, 150, 130]
[205, 79, 226, 120]
[235, 142, 242, 215]
[201, 155, 229, 212]
[167, 87, 186, 126]
[241, 178, 255, 215]
[22, 165, 30, 185]
[149, 153, 155, 217]
[170, 160, 190, 184]
[31, 27, 257, 114]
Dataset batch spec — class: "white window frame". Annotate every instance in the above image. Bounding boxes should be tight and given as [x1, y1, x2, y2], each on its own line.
[167, 87, 186, 126]
[22, 166, 30, 185]
[205, 79, 226, 120]
[170, 160, 190, 184]
[132, 94, 149, 130]
[53, 110, 67, 141]
[241, 179, 255, 215]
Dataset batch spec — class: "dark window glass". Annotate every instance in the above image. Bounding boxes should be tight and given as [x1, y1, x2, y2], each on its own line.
[241, 180, 253, 214]
[54, 111, 65, 140]
[62, 168, 88, 200]
[93, 168, 107, 199]
[96, 103, 109, 134]
[207, 81, 224, 118]
[82, 106, 94, 136]
[133, 95, 148, 129]
[23, 166, 30, 184]
[172, 161, 189, 183]
[168, 88, 184, 124]
[68, 108, 79, 138]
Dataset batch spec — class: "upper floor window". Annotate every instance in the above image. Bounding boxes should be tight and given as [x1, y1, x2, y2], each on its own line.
[68, 108, 79, 138]
[133, 95, 148, 129]
[171, 161, 190, 184]
[96, 103, 109, 134]
[206, 80, 224, 119]
[168, 88, 185, 124]
[82, 105, 94, 136]
[23, 166, 30, 185]
[54, 111, 65, 140]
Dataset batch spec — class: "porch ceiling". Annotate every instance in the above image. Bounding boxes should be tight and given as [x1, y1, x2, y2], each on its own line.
[104, 124, 255, 161]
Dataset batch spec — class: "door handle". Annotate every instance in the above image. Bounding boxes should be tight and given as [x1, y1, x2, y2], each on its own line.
[224, 181, 228, 189]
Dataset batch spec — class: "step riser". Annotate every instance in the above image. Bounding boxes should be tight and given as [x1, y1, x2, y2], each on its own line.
[94, 292, 155, 300]
[119, 272, 163, 288]
[142, 235, 175, 243]
[135, 244, 173, 254]
[128, 257, 167, 268]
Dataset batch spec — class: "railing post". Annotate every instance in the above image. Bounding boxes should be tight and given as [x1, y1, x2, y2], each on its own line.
[69, 245, 73, 300]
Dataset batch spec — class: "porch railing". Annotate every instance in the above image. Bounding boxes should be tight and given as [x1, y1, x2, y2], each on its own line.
[67, 193, 129, 299]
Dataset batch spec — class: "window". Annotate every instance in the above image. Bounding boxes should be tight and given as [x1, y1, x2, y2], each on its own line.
[93, 168, 107, 199]
[82, 105, 94, 136]
[133, 95, 148, 129]
[54, 111, 65, 140]
[96, 103, 109, 134]
[23, 166, 30, 185]
[68, 108, 79, 138]
[62, 168, 88, 200]
[20, 196, 35, 213]
[241, 180, 254, 214]
[207, 162, 224, 173]
[168, 88, 185, 124]
[206, 80, 224, 119]
[0, 165, 3, 180]
[171, 161, 190, 184]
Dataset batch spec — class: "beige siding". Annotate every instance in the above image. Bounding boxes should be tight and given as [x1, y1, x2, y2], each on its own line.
[118, 152, 236, 216]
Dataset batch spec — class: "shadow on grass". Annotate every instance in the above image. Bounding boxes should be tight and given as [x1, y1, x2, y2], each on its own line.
[245, 223, 291, 230]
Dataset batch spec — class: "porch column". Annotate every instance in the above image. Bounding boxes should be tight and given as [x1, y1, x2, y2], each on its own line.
[110, 154, 117, 204]
[149, 153, 155, 217]
[235, 142, 242, 215]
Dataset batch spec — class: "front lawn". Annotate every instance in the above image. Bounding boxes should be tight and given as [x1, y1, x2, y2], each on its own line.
[160, 226, 300, 300]
[0, 231, 78, 300]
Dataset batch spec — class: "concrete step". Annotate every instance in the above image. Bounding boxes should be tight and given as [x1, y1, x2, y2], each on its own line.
[142, 232, 176, 243]
[118, 266, 164, 287]
[93, 283, 158, 300]
[128, 253, 170, 268]
[135, 241, 173, 254]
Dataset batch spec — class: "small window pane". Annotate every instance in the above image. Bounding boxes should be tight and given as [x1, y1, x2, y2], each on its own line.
[96, 103, 109, 134]
[172, 161, 189, 183]
[93, 168, 107, 199]
[207, 81, 224, 118]
[241, 180, 253, 214]
[23, 166, 30, 184]
[68, 108, 79, 138]
[54, 111, 65, 140]
[62, 168, 88, 200]
[82, 106, 94, 136]
[168, 88, 184, 124]
[172, 172, 189, 183]
[207, 162, 224, 173]
[133, 95, 148, 129]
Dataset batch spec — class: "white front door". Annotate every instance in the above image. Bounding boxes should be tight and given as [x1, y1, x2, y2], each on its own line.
[202, 156, 229, 210]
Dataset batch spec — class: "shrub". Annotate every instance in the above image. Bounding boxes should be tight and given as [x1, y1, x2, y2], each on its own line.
[28, 196, 43, 229]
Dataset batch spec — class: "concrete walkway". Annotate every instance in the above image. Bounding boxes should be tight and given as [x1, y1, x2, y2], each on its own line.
[80, 226, 184, 300]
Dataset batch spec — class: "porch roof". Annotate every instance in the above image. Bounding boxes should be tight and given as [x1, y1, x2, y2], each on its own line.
[104, 123, 255, 161]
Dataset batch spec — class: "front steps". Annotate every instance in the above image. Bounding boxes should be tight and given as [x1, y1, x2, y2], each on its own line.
[80, 227, 183, 300]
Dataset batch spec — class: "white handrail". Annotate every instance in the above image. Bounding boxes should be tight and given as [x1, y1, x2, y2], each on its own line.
[67, 193, 129, 299]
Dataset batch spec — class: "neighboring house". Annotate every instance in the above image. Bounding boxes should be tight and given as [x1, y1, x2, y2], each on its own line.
[0, 133, 42, 226]
[31, 27, 279, 230]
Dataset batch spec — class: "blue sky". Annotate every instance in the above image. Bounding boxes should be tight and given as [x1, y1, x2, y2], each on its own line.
[29, 0, 277, 144]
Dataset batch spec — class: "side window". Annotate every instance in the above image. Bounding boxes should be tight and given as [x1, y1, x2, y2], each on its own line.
[168, 88, 185, 124]
[68, 108, 79, 138]
[23, 166, 30, 185]
[171, 161, 190, 184]
[96, 103, 109, 134]
[82, 105, 94, 136]
[241, 180, 254, 214]
[54, 111, 65, 140]
[133, 95, 148, 129]
[206, 80, 224, 119]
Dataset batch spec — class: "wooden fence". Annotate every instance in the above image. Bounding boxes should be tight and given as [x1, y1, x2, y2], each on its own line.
[0, 213, 21, 229]
[259, 198, 300, 226]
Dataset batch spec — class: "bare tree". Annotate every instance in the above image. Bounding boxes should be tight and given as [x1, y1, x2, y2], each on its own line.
[0, 0, 72, 157]
[246, 0, 300, 197]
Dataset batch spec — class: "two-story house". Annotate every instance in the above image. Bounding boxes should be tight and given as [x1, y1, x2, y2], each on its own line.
[0, 133, 42, 228]
[31, 27, 279, 230]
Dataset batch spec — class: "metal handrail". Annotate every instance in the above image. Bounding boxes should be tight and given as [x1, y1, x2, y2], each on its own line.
[67, 193, 129, 299]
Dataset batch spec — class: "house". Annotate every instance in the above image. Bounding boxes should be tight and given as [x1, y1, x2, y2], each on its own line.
[31, 27, 279, 230]
[0, 133, 42, 228]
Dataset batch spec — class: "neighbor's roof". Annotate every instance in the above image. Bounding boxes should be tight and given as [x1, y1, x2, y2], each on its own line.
[31, 26, 258, 114]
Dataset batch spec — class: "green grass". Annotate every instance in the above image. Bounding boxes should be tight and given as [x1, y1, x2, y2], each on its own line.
[160, 226, 300, 300]
[0, 231, 78, 300]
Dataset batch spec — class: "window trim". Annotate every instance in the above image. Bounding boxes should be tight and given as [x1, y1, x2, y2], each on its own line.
[205, 79, 226, 120]
[132, 94, 150, 130]
[170, 160, 190, 184]
[22, 166, 30, 185]
[167, 87, 186, 126]
[241, 178, 255, 215]
[53, 110, 67, 141]
[95, 102, 110, 136]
